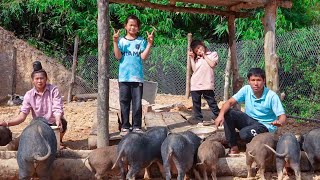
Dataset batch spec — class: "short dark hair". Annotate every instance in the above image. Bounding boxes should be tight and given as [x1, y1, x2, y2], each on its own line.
[125, 15, 141, 28]
[247, 68, 266, 80]
[190, 40, 206, 52]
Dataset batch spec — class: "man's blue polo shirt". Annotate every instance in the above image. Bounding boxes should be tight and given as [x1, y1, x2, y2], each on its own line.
[232, 85, 285, 133]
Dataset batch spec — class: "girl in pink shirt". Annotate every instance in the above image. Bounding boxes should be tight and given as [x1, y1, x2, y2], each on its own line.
[188, 40, 220, 124]
[0, 61, 67, 144]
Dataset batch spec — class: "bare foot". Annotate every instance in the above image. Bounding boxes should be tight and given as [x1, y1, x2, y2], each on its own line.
[228, 146, 240, 156]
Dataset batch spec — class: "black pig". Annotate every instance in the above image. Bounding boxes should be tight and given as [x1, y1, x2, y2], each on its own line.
[0, 126, 12, 146]
[302, 128, 320, 172]
[17, 117, 57, 179]
[265, 133, 301, 180]
[113, 126, 169, 180]
[161, 130, 202, 180]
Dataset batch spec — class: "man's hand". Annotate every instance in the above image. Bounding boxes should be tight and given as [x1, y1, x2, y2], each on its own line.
[214, 115, 224, 127]
[270, 120, 283, 127]
[146, 29, 154, 44]
[113, 28, 120, 42]
[55, 118, 63, 132]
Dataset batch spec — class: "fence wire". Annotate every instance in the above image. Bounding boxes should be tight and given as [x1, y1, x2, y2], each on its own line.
[70, 26, 320, 118]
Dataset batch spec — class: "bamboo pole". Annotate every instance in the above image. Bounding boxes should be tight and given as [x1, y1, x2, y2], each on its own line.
[185, 33, 192, 98]
[67, 35, 79, 103]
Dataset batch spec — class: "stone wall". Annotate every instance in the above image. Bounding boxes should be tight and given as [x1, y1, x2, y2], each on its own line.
[0, 27, 90, 101]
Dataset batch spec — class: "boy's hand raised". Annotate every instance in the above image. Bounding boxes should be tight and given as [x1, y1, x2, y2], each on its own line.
[146, 30, 154, 44]
[113, 28, 120, 42]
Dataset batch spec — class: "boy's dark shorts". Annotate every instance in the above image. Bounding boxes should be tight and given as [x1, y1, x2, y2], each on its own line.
[50, 117, 68, 133]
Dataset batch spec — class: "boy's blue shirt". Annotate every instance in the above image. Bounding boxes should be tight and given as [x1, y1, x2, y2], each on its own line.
[118, 37, 147, 82]
[232, 85, 285, 133]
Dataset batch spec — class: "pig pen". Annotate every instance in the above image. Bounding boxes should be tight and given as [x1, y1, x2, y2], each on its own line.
[1, 97, 320, 179]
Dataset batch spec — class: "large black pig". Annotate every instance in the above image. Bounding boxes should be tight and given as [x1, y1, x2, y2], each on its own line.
[265, 133, 301, 180]
[302, 128, 320, 172]
[0, 126, 12, 146]
[113, 126, 169, 180]
[17, 117, 57, 179]
[161, 130, 202, 180]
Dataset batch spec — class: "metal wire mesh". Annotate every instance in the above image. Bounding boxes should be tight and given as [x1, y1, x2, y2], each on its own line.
[71, 26, 320, 117]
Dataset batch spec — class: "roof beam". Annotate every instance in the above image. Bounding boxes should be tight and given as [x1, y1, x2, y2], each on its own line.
[230, 2, 262, 11]
[277, 0, 292, 8]
[230, 0, 292, 11]
[109, 0, 251, 18]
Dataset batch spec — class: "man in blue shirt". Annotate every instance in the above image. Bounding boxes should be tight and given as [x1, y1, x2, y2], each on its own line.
[215, 68, 287, 154]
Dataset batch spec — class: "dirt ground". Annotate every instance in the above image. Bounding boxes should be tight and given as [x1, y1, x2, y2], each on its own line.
[1, 94, 320, 179]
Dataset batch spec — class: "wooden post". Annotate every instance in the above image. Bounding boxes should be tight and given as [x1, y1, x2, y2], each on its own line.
[97, 0, 110, 147]
[11, 47, 17, 95]
[263, 0, 279, 94]
[185, 33, 192, 98]
[67, 35, 79, 103]
[228, 15, 244, 110]
[228, 15, 241, 95]
[223, 48, 232, 101]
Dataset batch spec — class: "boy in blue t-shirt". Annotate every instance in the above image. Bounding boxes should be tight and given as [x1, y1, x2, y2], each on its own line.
[214, 68, 287, 154]
[113, 15, 154, 136]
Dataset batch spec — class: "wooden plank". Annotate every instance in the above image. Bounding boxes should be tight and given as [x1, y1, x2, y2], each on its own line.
[88, 111, 121, 149]
[179, 109, 214, 121]
[161, 112, 192, 133]
[144, 112, 167, 129]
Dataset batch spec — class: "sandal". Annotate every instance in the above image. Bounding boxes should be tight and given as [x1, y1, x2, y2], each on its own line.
[132, 128, 143, 133]
[120, 128, 130, 136]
